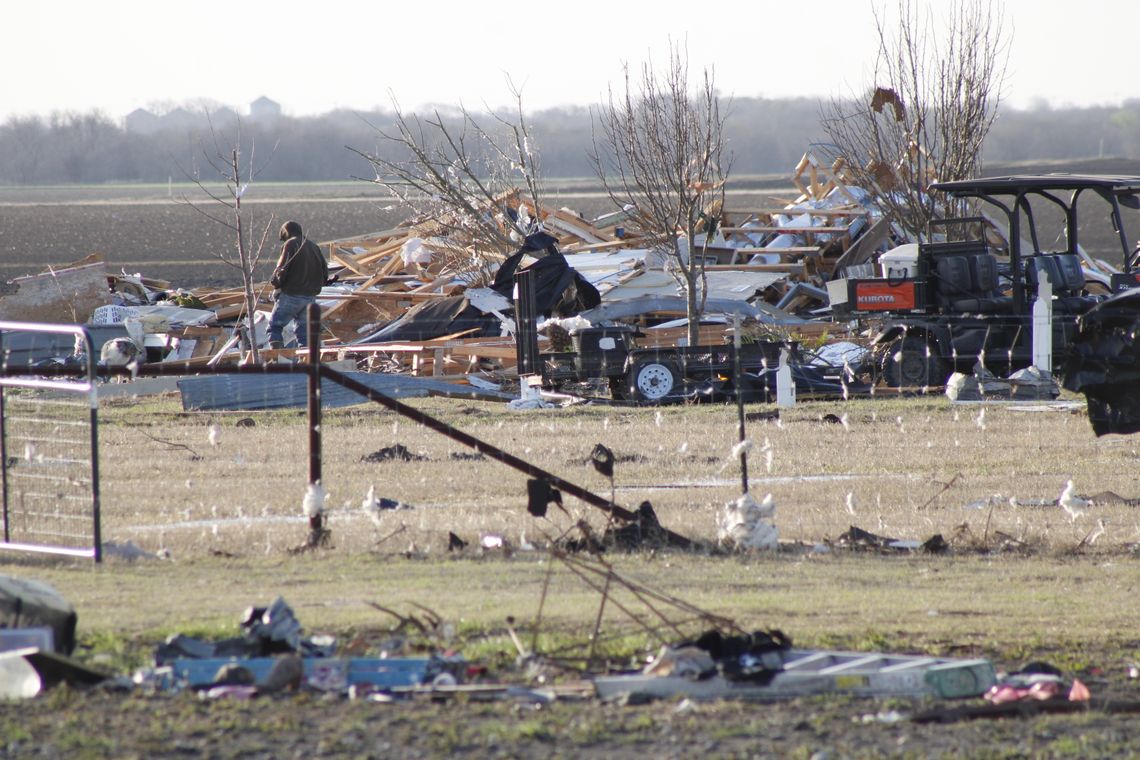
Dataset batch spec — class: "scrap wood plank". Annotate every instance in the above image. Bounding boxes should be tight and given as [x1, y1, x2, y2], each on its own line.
[354, 240, 410, 268]
[330, 342, 519, 361]
[542, 207, 611, 244]
[195, 289, 248, 306]
[328, 247, 372, 277]
[704, 264, 806, 274]
[792, 152, 860, 206]
[324, 226, 411, 247]
[729, 247, 822, 258]
[720, 226, 850, 234]
[319, 263, 407, 319]
[784, 321, 847, 339]
[636, 325, 732, 348]
[409, 274, 460, 294]
[327, 290, 455, 304]
[723, 207, 866, 217]
[562, 238, 645, 254]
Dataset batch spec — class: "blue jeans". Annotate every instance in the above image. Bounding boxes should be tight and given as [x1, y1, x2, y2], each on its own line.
[269, 293, 317, 348]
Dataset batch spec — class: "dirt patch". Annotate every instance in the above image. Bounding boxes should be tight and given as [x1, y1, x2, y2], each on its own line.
[0, 198, 404, 288]
[2, 681, 1134, 757]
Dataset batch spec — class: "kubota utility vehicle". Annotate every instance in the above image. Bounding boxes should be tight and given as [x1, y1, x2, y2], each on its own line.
[828, 175, 1140, 387]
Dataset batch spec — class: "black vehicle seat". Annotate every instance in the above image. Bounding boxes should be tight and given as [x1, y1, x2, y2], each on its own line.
[972, 252, 999, 292]
[967, 252, 1014, 313]
[936, 252, 1011, 313]
[1025, 255, 1099, 313]
[1054, 254, 1086, 291]
[934, 255, 972, 309]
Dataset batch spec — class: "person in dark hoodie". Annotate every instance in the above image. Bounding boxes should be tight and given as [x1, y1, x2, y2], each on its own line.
[268, 220, 328, 349]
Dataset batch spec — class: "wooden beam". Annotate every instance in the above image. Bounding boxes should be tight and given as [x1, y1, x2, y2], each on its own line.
[562, 238, 645, 254]
[729, 246, 821, 257]
[720, 226, 850, 234]
[722, 207, 866, 217]
[703, 264, 806, 273]
[328, 248, 372, 277]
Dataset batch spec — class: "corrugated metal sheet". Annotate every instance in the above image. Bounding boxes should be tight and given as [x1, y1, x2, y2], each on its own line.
[178, 371, 512, 412]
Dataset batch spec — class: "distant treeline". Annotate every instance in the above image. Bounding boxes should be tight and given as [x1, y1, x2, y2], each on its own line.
[2, 97, 1139, 185]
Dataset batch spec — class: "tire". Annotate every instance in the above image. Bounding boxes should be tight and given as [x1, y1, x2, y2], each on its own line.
[627, 360, 680, 402]
[881, 336, 947, 388]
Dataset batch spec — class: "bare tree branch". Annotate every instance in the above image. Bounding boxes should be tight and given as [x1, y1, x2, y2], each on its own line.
[348, 84, 546, 285]
[820, 0, 1009, 240]
[175, 114, 278, 362]
[589, 42, 730, 346]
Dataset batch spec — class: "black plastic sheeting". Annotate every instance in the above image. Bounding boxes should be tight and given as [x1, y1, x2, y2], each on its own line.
[1063, 288, 1140, 435]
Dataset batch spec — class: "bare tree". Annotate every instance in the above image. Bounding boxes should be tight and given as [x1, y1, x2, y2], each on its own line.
[590, 43, 730, 348]
[0, 116, 46, 184]
[820, 0, 1009, 240]
[350, 81, 544, 281]
[179, 117, 277, 362]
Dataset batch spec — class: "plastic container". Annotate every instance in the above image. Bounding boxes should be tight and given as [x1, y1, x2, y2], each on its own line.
[879, 244, 920, 279]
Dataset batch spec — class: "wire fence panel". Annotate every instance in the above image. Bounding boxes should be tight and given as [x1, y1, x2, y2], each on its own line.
[0, 322, 101, 561]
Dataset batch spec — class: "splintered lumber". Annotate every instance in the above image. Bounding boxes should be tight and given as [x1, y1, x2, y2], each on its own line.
[704, 264, 807, 274]
[635, 323, 736, 348]
[323, 336, 521, 376]
[792, 151, 860, 206]
[542, 207, 611, 244]
[561, 238, 646, 254]
[328, 247, 372, 277]
[729, 247, 822, 259]
[720, 226, 850, 235]
[723, 207, 868, 218]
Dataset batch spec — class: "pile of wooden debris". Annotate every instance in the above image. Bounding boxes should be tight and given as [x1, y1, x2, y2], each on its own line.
[1, 151, 893, 388]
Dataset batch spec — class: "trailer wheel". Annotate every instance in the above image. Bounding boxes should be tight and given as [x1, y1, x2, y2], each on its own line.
[627, 360, 680, 402]
[882, 336, 947, 388]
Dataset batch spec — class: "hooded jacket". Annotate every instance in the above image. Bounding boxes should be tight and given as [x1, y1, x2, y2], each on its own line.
[271, 221, 328, 297]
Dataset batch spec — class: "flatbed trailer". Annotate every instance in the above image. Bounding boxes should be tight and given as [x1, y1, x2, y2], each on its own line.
[539, 325, 845, 403]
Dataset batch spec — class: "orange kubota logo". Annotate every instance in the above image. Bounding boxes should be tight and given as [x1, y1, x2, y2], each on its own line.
[854, 282, 917, 310]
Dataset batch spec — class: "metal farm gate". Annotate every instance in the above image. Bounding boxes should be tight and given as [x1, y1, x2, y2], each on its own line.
[0, 322, 102, 561]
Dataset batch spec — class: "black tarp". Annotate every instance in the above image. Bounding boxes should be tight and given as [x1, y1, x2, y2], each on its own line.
[362, 295, 500, 343]
[358, 233, 600, 344]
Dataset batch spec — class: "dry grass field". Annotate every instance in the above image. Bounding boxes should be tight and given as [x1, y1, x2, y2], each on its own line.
[4, 389, 1140, 757]
[91, 391, 1140, 560]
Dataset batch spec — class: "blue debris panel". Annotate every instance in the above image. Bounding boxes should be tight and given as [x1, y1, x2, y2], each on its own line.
[170, 656, 452, 690]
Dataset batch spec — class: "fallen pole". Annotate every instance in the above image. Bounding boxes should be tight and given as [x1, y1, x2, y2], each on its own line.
[322, 365, 693, 549]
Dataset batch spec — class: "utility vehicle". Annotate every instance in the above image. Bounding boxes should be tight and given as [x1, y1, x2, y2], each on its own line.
[828, 175, 1140, 386]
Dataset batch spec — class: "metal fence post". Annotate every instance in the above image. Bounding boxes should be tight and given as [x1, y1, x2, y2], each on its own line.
[306, 303, 323, 544]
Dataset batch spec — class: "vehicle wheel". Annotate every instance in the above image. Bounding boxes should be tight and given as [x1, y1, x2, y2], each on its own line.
[881, 337, 947, 388]
[627, 360, 680, 402]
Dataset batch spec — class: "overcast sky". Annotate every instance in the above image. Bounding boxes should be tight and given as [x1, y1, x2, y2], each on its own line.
[7, 0, 1137, 122]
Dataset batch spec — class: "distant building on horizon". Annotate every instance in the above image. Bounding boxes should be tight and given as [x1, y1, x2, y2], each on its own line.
[124, 104, 240, 134]
[249, 96, 281, 121]
[124, 107, 159, 134]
